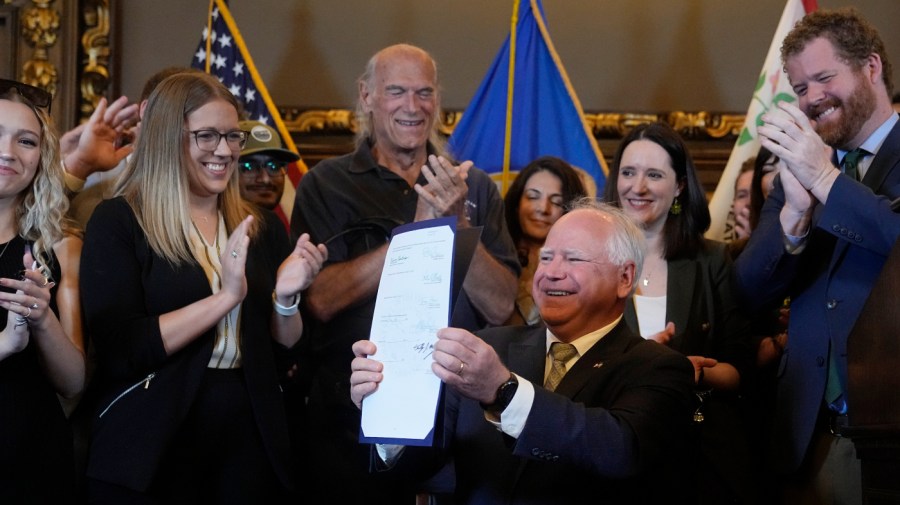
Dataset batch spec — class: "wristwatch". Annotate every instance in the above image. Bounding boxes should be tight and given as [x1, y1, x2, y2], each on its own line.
[481, 373, 519, 415]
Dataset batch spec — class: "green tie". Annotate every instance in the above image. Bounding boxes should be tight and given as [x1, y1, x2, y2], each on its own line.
[824, 340, 846, 413]
[544, 342, 578, 392]
[841, 148, 868, 181]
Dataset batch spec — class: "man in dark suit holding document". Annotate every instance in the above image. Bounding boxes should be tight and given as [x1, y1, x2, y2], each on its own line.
[351, 201, 696, 504]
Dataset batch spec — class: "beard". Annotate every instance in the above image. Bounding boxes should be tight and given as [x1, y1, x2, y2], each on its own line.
[807, 73, 877, 150]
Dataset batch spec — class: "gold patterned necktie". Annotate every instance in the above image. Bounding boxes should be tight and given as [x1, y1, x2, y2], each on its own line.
[544, 342, 578, 392]
[841, 148, 868, 181]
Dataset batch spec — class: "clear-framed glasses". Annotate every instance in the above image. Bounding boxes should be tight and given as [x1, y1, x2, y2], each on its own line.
[187, 129, 248, 152]
[0, 78, 52, 112]
[239, 160, 287, 177]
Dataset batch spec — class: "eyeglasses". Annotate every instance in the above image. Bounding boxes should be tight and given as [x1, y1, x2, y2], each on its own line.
[0, 78, 52, 112]
[239, 160, 286, 177]
[187, 129, 248, 152]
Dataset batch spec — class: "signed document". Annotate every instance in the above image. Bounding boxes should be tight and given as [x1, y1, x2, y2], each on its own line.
[359, 217, 456, 446]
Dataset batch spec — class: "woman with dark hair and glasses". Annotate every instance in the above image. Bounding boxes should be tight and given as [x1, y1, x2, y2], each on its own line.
[604, 121, 755, 504]
[80, 72, 327, 502]
[502, 156, 586, 325]
[0, 79, 85, 502]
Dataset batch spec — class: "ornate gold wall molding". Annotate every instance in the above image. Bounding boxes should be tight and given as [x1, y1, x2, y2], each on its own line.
[281, 107, 746, 141]
[280, 107, 357, 134]
[19, 0, 59, 94]
[78, 0, 111, 121]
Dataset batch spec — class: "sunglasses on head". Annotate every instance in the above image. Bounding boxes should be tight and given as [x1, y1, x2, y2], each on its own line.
[0, 79, 52, 112]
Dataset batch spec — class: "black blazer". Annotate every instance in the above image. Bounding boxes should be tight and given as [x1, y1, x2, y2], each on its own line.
[80, 198, 298, 491]
[391, 321, 696, 505]
[625, 239, 751, 371]
[626, 240, 755, 501]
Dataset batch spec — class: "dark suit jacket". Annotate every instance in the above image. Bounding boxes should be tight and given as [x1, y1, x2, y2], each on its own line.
[80, 198, 299, 491]
[391, 321, 696, 505]
[626, 240, 753, 501]
[734, 115, 900, 473]
[625, 239, 751, 370]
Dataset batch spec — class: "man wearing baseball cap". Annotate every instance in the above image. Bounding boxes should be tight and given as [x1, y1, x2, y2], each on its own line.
[238, 120, 299, 210]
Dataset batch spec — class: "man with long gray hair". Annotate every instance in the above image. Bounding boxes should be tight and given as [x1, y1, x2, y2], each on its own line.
[290, 43, 519, 504]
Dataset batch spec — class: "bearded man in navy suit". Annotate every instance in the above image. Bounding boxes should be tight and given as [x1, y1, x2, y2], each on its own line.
[350, 201, 696, 504]
[735, 8, 900, 504]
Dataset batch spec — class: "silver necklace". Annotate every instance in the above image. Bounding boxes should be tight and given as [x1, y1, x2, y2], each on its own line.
[642, 259, 663, 287]
[642, 264, 654, 287]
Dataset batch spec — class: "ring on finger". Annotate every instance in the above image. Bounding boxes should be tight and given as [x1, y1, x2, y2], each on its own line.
[231, 250, 239, 259]
[457, 361, 466, 375]
[40, 277, 49, 287]
[31, 297, 38, 310]
[24, 307, 32, 319]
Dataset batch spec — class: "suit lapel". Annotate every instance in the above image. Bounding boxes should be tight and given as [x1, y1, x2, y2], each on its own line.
[505, 326, 547, 384]
[666, 257, 696, 347]
[861, 117, 900, 194]
[553, 321, 633, 398]
[511, 321, 635, 490]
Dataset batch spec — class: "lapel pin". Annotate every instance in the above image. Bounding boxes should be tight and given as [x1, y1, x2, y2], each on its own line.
[593, 362, 604, 368]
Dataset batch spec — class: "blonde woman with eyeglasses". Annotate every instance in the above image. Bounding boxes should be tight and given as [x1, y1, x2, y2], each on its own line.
[80, 72, 326, 503]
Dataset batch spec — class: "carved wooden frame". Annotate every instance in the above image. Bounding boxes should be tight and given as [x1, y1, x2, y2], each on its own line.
[2, 0, 115, 129]
[277, 107, 743, 193]
[277, 107, 746, 142]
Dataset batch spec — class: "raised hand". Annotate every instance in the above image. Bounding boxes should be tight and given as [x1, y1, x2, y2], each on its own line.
[61, 96, 140, 180]
[414, 155, 473, 222]
[274, 233, 328, 303]
[219, 216, 253, 304]
[758, 102, 837, 199]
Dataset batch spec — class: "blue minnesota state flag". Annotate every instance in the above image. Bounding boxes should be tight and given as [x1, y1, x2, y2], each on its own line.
[191, 0, 306, 224]
[448, 0, 606, 194]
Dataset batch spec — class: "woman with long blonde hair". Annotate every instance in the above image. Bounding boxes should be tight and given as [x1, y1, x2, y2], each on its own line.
[0, 79, 85, 503]
[81, 72, 326, 502]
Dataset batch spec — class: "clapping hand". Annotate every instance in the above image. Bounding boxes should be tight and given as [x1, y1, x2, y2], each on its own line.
[0, 248, 57, 359]
[414, 155, 472, 223]
[758, 102, 837, 199]
[274, 233, 328, 304]
[219, 216, 253, 305]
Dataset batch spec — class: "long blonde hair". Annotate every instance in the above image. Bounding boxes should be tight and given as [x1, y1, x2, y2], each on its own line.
[0, 90, 76, 279]
[114, 72, 260, 265]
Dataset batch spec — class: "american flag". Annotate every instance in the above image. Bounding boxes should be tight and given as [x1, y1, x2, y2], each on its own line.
[191, 0, 305, 225]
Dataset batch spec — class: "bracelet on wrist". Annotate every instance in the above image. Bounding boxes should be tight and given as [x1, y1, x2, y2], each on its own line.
[272, 290, 300, 316]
